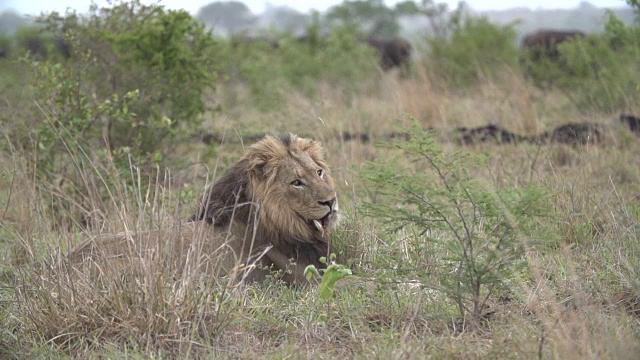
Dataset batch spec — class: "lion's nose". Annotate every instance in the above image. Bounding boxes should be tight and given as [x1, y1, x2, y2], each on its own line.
[319, 198, 336, 211]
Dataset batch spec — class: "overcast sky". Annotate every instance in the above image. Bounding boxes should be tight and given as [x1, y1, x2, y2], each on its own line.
[0, 0, 630, 16]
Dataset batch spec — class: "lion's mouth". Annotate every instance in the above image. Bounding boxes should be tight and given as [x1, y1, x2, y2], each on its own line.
[311, 212, 335, 233]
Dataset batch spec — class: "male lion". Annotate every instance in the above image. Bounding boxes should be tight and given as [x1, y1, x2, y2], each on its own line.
[68, 133, 340, 285]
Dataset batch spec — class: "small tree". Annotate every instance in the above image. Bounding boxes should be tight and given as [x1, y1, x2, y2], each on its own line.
[196, 1, 256, 35]
[395, 0, 451, 38]
[325, 0, 423, 37]
[361, 122, 551, 322]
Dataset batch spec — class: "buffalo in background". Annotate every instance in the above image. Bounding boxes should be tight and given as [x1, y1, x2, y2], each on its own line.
[365, 37, 412, 72]
[521, 29, 585, 61]
[520, 29, 587, 86]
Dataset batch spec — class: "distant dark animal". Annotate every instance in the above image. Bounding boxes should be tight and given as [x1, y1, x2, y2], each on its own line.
[529, 123, 603, 146]
[521, 29, 585, 61]
[23, 34, 46, 59]
[54, 36, 72, 59]
[195, 131, 262, 145]
[619, 114, 640, 136]
[365, 37, 412, 72]
[21, 34, 71, 60]
[456, 124, 524, 145]
[520, 30, 587, 86]
[384, 131, 412, 141]
[341, 131, 370, 143]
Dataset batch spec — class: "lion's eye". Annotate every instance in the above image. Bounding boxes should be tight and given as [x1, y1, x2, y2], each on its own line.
[291, 179, 304, 187]
[317, 169, 323, 178]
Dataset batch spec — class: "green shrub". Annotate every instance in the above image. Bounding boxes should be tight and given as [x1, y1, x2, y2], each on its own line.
[227, 25, 378, 110]
[523, 12, 640, 112]
[37, 1, 220, 158]
[558, 12, 640, 112]
[228, 36, 288, 109]
[360, 122, 552, 322]
[426, 13, 520, 87]
[23, 0, 221, 225]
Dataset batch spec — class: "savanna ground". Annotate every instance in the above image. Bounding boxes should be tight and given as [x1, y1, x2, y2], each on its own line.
[1, 1, 640, 358]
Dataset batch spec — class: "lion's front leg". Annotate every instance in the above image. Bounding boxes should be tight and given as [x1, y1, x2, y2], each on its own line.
[265, 247, 315, 286]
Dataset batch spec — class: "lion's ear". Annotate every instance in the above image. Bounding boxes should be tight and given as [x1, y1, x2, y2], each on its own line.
[247, 157, 268, 179]
[245, 134, 287, 179]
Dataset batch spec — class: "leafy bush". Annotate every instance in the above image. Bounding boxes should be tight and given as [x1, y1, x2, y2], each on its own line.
[227, 25, 379, 110]
[522, 12, 640, 112]
[425, 12, 520, 87]
[286, 26, 378, 93]
[34, 1, 220, 160]
[23, 0, 221, 225]
[360, 122, 552, 322]
[558, 12, 640, 112]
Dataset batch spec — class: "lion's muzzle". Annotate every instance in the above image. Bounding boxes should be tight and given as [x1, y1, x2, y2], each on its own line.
[311, 198, 340, 234]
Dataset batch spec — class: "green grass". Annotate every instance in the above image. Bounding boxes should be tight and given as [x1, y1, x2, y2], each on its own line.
[1, 54, 640, 359]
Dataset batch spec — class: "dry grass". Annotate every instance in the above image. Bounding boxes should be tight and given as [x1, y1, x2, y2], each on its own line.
[1, 60, 640, 359]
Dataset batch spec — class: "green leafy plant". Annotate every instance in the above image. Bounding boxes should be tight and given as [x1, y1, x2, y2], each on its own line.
[34, 1, 220, 160]
[304, 254, 353, 301]
[23, 0, 221, 226]
[558, 12, 640, 112]
[360, 121, 552, 322]
[522, 12, 640, 112]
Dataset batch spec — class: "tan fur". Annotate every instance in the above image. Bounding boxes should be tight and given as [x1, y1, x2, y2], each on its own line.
[68, 133, 340, 285]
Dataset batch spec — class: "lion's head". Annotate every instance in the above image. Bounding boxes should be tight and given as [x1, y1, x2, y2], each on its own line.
[194, 133, 340, 252]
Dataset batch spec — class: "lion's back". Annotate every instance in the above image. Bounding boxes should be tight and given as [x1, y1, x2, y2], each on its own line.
[67, 221, 243, 278]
